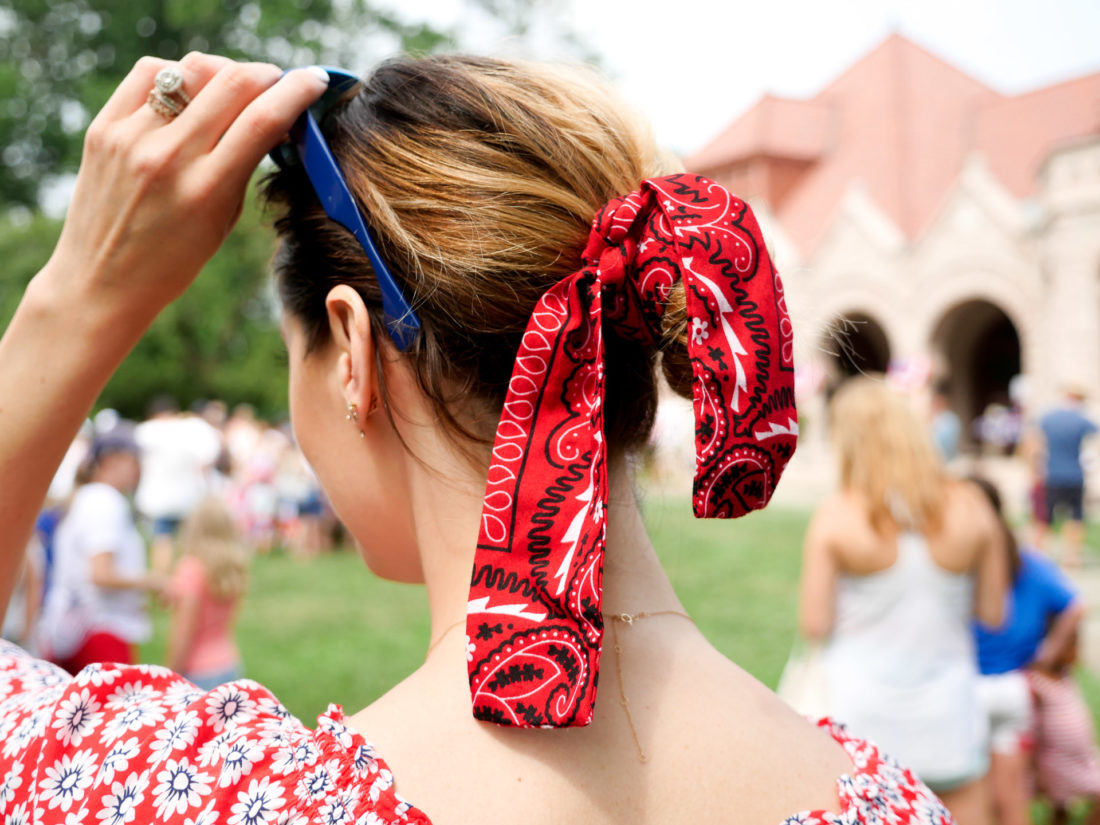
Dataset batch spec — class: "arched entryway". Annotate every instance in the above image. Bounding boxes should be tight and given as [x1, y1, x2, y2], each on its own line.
[931, 299, 1022, 452]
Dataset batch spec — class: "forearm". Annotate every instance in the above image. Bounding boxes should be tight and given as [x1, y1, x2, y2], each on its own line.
[0, 271, 154, 612]
[0, 57, 326, 619]
[1034, 602, 1086, 669]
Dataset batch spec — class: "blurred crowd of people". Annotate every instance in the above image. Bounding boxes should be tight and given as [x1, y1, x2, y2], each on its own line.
[0, 397, 338, 685]
[784, 376, 1099, 825]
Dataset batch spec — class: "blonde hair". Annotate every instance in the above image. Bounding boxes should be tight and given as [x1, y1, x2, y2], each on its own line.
[265, 55, 686, 453]
[830, 377, 946, 534]
[179, 497, 250, 601]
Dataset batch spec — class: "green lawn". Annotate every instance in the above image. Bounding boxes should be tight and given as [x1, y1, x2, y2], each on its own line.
[141, 500, 1100, 731]
[140, 498, 808, 721]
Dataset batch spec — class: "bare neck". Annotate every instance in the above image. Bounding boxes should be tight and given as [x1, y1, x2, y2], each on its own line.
[402, 453, 683, 655]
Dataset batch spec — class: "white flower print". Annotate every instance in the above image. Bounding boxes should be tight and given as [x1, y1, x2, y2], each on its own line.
[5, 801, 30, 825]
[152, 757, 214, 818]
[0, 710, 18, 742]
[318, 791, 355, 825]
[206, 685, 257, 733]
[97, 737, 140, 785]
[228, 776, 285, 825]
[295, 763, 335, 801]
[53, 688, 103, 747]
[73, 662, 119, 687]
[96, 770, 149, 825]
[258, 724, 293, 751]
[0, 760, 23, 804]
[106, 681, 158, 709]
[270, 740, 317, 777]
[26, 667, 69, 691]
[218, 738, 265, 788]
[184, 800, 221, 825]
[164, 681, 205, 712]
[196, 731, 235, 768]
[464, 636, 475, 663]
[354, 814, 386, 825]
[39, 749, 97, 811]
[367, 769, 393, 804]
[317, 714, 354, 748]
[100, 700, 166, 743]
[149, 710, 200, 764]
[691, 316, 710, 345]
[3, 715, 35, 759]
[351, 743, 377, 778]
[257, 698, 292, 720]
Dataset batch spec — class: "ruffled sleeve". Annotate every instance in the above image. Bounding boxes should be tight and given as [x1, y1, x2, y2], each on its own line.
[780, 718, 955, 825]
[0, 640, 430, 825]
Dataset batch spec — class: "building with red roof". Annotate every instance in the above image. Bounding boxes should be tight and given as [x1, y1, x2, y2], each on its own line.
[686, 34, 1100, 467]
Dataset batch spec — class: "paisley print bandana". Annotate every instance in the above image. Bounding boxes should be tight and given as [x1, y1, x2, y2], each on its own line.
[466, 173, 797, 728]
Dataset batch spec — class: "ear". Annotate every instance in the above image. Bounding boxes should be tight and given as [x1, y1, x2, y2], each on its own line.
[324, 285, 378, 422]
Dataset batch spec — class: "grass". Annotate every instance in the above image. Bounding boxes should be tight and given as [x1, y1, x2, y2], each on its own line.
[140, 499, 809, 722]
[135, 500, 1100, 822]
[140, 500, 1100, 729]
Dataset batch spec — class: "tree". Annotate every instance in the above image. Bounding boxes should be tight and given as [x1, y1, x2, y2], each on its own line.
[0, 0, 452, 208]
[0, 188, 293, 418]
[0, 0, 596, 418]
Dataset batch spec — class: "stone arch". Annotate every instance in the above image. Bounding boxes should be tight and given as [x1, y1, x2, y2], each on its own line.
[930, 299, 1022, 452]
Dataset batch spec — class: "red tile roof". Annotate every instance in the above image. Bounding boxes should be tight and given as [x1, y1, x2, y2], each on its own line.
[685, 33, 1100, 254]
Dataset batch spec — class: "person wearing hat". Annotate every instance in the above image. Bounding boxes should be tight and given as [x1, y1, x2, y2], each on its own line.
[38, 425, 166, 672]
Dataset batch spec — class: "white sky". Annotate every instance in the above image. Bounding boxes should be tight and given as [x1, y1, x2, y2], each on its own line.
[386, 0, 1100, 156]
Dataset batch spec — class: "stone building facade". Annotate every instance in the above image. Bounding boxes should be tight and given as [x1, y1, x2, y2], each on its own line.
[684, 35, 1100, 495]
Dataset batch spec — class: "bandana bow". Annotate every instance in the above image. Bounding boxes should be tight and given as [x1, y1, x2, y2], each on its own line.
[466, 174, 797, 728]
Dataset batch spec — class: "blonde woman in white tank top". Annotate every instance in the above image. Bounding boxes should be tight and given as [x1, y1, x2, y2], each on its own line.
[799, 378, 1007, 825]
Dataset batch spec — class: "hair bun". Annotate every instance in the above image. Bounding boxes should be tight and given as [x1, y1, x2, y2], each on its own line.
[659, 279, 693, 398]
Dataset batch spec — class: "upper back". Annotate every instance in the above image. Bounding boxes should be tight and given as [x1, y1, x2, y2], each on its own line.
[825, 481, 990, 577]
[351, 629, 857, 825]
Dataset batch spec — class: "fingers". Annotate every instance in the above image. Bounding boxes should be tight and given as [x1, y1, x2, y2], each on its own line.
[98, 52, 232, 124]
[95, 56, 169, 122]
[129, 52, 236, 129]
[206, 67, 329, 186]
[172, 61, 286, 152]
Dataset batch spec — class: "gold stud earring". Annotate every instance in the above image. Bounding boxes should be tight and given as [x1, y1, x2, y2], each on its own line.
[345, 402, 359, 422]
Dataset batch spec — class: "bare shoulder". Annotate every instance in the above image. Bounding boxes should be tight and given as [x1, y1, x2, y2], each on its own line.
[658, 640, 854, 822]
[807, 490, 864, 540]
[942, 479, 997, 539]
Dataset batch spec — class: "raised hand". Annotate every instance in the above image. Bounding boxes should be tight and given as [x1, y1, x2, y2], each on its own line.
[45, 54, 327, 323]
[0, 55, 328, 613]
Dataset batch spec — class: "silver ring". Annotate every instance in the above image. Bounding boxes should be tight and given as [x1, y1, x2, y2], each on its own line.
[147, 66, 190, 119]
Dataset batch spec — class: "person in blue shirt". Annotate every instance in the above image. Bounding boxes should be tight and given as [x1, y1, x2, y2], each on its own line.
[971, 477, 1089, 825]
[1038, 386, 1098, 568]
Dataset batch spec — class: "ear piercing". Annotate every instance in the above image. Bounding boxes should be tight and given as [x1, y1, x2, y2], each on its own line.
[345, 402, 365, 438]
[346, 399, 380, 437]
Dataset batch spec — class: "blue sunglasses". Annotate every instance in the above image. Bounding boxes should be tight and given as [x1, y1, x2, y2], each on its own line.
[270, 68, 420, 352]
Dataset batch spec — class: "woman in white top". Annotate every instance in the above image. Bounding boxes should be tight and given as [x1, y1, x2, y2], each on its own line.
[800, 377, 1007, 825]
[40, 428, 165, 671]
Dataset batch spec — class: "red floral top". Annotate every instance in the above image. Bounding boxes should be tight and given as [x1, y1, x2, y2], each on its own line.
[0, 641, 952, 824]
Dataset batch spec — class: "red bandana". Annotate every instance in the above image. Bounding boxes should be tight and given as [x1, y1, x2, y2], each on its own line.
[466, 174, 797, 728]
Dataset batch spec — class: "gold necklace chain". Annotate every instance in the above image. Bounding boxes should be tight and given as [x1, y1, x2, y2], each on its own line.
[424, 608, 696, 765]
[608, 610, 694, 765]
[425, 618, 467, 661]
